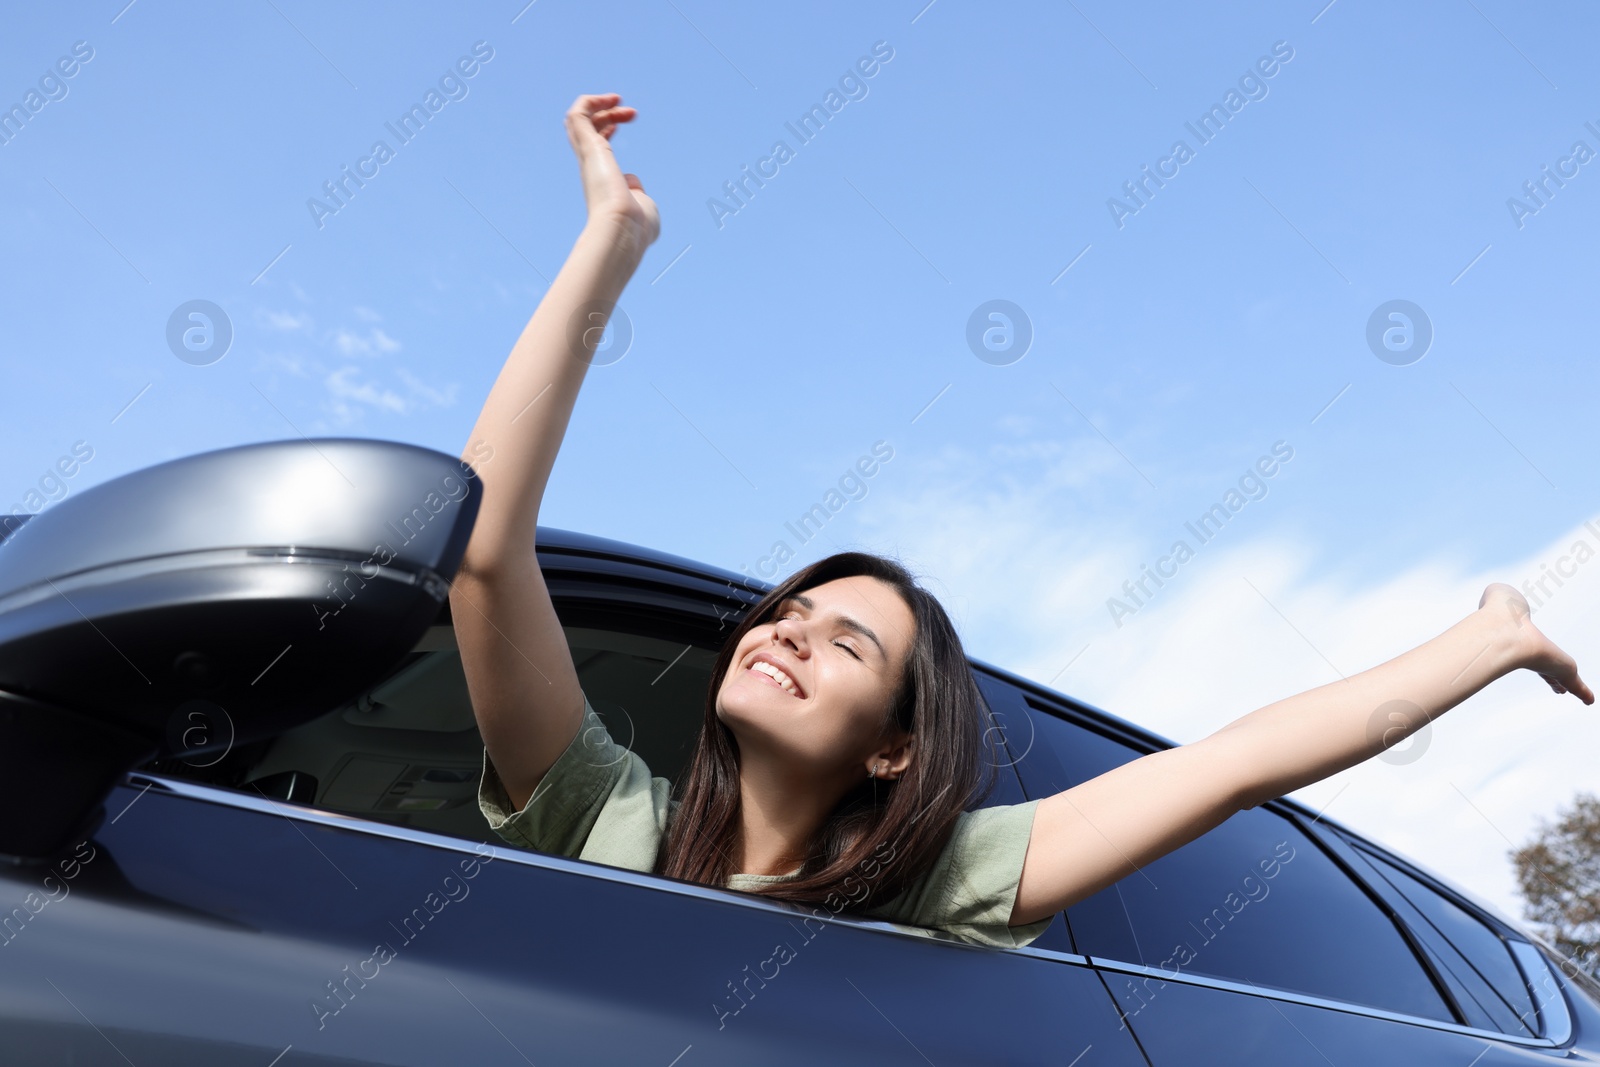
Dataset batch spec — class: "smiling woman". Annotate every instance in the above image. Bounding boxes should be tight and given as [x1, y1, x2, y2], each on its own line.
[474, 550, 1054, 948]
[451, 92, 1596, 953]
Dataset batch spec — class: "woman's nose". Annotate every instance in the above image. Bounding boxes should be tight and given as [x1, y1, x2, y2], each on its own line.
[773, 616, 807, 653]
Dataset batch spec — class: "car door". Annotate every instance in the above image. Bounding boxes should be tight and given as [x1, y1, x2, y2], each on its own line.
[980, 672, 1584, 1065]
[0, 552, 1151, 1066]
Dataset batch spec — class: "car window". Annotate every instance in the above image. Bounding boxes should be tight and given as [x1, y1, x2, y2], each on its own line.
[1336, 837, 1541, 1037]
[136, 603, 721, 847]
[139, 596, 1032, 856]
[1014, 696, 1459, 1023]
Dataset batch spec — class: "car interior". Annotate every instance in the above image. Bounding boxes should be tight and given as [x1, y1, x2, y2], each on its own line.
[136, 607, 723, 848]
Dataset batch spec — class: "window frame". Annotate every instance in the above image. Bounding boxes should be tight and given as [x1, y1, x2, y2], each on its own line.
[1306, 820, 1574, 1045]
[979, 670, 1576, 1049]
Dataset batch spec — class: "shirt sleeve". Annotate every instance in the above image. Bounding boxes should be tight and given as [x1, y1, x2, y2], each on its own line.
[864, 799, 1055, 950]
[477, 691, 671, 874]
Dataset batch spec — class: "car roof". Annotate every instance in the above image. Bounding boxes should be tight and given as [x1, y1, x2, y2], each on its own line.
[534, 523, 759, 588]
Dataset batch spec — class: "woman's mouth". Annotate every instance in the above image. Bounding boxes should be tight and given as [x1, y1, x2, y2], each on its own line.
[745, 659, 800, 700]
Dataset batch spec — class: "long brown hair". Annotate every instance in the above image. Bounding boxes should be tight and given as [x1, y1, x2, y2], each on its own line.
[653, 551, 1000, 912]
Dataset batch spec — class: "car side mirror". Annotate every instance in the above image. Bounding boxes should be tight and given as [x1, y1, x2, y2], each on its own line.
[0, 438, 481, 862]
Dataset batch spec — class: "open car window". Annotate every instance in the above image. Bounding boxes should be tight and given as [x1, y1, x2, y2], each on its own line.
[133, 567, 1041, 954]
[136, 606, 722, 849]
[136, 591, 1029, 849]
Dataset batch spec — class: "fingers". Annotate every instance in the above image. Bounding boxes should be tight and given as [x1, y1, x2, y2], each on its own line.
[1544, 667, 1595, 704]
[593, 106, 637, 140]
[1555, 647, 1594, 703]
[567, 92, 620, 115]
[567, 93, 637, 136]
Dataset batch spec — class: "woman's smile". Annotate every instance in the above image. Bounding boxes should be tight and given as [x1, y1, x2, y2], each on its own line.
[746, 652, 806, 696]
[746, 664, 802, 697]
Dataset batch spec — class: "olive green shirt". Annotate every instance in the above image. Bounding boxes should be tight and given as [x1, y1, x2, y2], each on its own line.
[477, 692, 1053, 949]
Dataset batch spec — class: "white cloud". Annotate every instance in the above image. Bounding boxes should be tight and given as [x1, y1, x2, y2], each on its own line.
[332, 326, 401, 358]
[321, 364, 459, 427]
[260, 351, 310, 377]
[859, 439, 1600, 932]
[248, 306, 454, 428]
[326, 366, 408, 417]
[1069, 531, 1600, 926]
[395, 367, 458, 408]
[261, 309, 311, 332]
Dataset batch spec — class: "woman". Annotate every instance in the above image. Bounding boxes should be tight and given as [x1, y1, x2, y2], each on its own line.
[451, 93, 1593, 950]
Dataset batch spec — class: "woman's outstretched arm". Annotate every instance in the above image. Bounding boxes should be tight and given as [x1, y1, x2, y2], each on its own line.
[1010, 582, 1593, 925]
[451, 93, 659, 813]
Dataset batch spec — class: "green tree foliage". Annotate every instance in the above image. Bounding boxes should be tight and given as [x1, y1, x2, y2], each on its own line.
[1512, 792, 1600, 985]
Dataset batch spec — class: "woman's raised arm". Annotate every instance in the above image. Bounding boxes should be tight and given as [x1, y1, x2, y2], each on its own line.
[1009, 582, 1592, 925]
[451, 93, 659, 813]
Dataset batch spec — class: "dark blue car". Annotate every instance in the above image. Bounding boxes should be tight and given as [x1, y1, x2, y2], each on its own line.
[0, 438, 1594, 1065]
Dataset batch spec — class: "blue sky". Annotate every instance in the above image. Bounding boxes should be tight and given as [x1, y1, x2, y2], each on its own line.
[3, 0, 1598, 921]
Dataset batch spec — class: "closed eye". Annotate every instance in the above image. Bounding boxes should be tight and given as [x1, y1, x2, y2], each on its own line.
[776, 608, 862, 661]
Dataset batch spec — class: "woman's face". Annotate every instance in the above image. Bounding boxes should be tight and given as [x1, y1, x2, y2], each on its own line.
[717, 575, 916, 778]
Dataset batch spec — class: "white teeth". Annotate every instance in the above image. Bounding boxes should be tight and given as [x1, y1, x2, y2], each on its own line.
[751, 660, 798, 695]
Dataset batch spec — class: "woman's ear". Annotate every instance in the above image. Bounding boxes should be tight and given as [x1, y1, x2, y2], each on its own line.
[870, 731, 914, 780]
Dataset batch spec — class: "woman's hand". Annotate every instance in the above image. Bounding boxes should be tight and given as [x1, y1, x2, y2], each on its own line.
[1479, 582, 1594, 703]
[565, 92, 659, 255]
